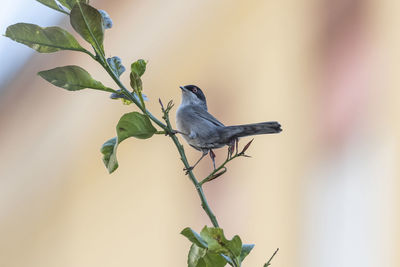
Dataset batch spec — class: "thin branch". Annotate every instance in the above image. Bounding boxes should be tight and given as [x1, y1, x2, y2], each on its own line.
[89, 36, 220, 227]
[159, 99, 219, 227]
[199, 147, 250, 186]
[264, 248, 279, 267]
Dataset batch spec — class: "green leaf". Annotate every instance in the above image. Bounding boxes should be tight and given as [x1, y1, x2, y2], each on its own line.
[5, 23, 86, 53]
[101, 112, 157, 173]
[188, 244, 207, 267]
[36, 0, 68, 14]
[38, 65, 114, 92]
[100, 137, 118, 174]
[240, 244, 255, 262]
[226, 235, 242, 259]
[181, 228, 208, 248]
[36, 0, 88, 12]
[203, 252, 227, 267]
[59, 0, 88, 10]
[116, 112, 157, 141]
[182, 226, 254, 266]
[131, 59, 147, 77]
[220, 254, 234, 266]
[200, 227, 230, 255]
[188, 244, 227, 267]
[70, 2, 104, 53]
[200, 226, 243, 266]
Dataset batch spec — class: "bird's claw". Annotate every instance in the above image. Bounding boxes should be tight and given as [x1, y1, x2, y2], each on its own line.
[209, 149, 216, 170]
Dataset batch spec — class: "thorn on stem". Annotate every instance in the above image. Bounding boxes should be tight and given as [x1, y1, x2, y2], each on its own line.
[240, 138, 254, 155]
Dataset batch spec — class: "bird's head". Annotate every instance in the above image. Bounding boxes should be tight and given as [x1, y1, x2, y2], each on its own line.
[179, 85, 207, 109]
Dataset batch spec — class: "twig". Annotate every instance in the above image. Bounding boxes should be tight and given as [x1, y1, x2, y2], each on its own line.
[199, 140, 253, 186]
[264, 248, 279, 267]
[159, 99, 219, 227]
[200, 151, 240, 186]
[92, 45, 220, 227]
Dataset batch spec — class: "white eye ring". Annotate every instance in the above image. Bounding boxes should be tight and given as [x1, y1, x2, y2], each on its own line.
[192, 88, 197, 93]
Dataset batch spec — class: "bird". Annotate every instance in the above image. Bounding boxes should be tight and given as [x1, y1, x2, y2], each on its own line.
[176, 85, 282, 172]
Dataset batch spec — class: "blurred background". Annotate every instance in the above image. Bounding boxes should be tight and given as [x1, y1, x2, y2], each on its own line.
[0, 0, 399, 266]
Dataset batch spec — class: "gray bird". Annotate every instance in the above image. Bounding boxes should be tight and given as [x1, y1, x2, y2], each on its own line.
[176, 85, 282, 172]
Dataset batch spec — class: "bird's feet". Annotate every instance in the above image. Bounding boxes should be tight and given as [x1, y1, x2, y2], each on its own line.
[209, 149, 216, 170]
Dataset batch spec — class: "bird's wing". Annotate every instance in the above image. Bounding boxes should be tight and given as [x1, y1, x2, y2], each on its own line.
[192, 105, 225, 127]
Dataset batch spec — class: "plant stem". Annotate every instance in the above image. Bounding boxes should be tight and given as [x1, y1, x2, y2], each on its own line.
[161, 101, 219, 228]
[172, 135, 219, 227]
[92, 51, 219, 228]
[96, 52, 167, 130]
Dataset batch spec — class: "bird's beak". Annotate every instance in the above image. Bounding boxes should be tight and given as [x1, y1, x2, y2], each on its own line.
[180, 86, 186, 91]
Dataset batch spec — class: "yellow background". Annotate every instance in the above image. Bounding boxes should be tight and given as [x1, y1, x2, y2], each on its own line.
[0, 0, 399, 266]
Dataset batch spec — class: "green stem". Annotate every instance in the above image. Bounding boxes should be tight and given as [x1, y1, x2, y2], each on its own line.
[97, 52, 167, 130]
[161, 103, 219, 228]
[90, 50, 219, 227]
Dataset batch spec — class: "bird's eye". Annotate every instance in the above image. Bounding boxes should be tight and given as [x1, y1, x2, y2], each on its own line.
[192, 88, 197, 93]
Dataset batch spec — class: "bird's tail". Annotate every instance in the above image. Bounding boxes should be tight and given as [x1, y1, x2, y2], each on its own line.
[220, 121, 282, 140]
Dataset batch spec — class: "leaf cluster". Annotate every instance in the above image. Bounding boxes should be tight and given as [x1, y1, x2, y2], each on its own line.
[5, 0, 155, 174]
[181, 226, 254, 267]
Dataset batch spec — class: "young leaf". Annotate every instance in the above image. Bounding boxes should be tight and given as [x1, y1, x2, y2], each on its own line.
[101, 112, 157, 173]
[5, 23, 86, 53]
[116, 112, 157, 141]
[188, 244, 207, 267]
[131, 59, 147, 77]
[36, 0, 68, 14]
[200, 227, 230, 255]
[107, 57, 126, 77]
[38, 65, 114, 92]
[181, 228, 208, 248]
[226, 235, 243, 259]
[188, 244, 227, 267]
[240, 244, 255, 262]
[100, 137, 119, 174]
[70, 2, 104, 53]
